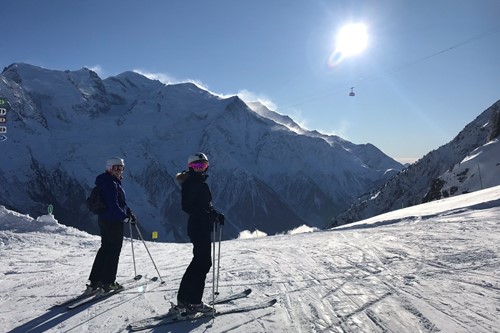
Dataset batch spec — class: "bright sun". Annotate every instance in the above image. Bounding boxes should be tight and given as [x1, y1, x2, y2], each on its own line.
[336, 23, 368, 57]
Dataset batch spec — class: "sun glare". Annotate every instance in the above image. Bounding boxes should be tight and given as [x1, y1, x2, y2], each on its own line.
[328, 23, 368, 67]
[337, 23, 368, 56]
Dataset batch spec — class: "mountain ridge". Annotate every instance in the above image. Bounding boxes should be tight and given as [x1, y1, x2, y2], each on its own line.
[0, 62, 401, 241]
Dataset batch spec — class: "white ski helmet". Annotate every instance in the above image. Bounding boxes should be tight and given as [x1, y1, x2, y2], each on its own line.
[187, 152, 209, 165]
[106, 157, 125, 170]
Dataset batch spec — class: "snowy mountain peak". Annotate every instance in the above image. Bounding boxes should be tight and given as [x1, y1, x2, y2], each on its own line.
[108, 71, 165, 92]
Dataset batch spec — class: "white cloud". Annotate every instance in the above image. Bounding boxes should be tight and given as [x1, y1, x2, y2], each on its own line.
[317, 119, 350, 138]
[132, 69, 176, 85]
[287, 224, 319, 235]
[131, 70, 225, 98]
[287, 108, 311, 130]
[237, 229, 267, 239]
[236, 90, 316, 133]
[86, 65, 103, 76]
[335, 120, 350, 137]
[237, 89, 277, 111]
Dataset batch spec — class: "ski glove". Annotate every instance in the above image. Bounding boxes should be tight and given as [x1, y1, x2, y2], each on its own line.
[217, 213, 225, 226]
[207, 208, 219, 223]
[123, 216, 137, 225]
[126, 208, 138, 225]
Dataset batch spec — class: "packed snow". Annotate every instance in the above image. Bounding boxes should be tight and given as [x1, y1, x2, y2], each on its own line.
[1, 186, 500, 332]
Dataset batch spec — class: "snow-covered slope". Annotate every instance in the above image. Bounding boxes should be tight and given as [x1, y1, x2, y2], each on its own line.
[1, 186, 499, 332]
[0, 63, 402, 241]
[332, 100, 500, 227]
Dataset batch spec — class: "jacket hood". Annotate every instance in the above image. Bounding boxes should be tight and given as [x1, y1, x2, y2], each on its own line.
[95, 171, 120, 186]
[175, 170, 208, 184]
[96, 172, 109, 186]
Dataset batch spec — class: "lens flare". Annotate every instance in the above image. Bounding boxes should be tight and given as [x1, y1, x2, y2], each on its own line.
[328, 50, 344, 67]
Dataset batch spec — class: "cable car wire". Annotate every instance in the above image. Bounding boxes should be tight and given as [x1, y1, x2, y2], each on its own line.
[280, 25, 500, 108]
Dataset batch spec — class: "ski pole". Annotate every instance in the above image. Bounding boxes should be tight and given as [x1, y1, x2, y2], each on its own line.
[129, 221, 137, 278]
[212, 221, 217, 315]
[134, 223, 165, 284]
[216, 225, 222, 295]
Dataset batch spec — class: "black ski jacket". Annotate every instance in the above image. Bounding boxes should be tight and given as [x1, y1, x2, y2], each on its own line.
[176, 170, 218, 237]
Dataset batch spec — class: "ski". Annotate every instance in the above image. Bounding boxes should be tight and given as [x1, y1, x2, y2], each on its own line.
[133, 288, 253, 329]
[160, 288, 251, 307]
[128, 298, 277, 331]
[215, 298, 277, 315]
[67, 276, 156, 309]
[210, 288, 252, 305]
[52, 274, 142, 308]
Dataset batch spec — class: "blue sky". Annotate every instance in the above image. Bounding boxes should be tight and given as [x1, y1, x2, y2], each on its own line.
[2, 0, 499, 163]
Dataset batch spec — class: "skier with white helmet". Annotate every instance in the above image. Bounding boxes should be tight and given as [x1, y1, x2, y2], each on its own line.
[175, 152, 224, 313]
[87, 157, 137, 292]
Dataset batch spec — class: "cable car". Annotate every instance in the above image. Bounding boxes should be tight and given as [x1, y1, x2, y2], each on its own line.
[349, 87, 355, 97]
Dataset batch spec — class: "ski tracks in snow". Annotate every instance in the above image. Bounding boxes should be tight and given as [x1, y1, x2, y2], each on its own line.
[228, 210, 499, 333]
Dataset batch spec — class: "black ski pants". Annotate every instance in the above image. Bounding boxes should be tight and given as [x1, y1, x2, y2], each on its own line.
[89, 219, 124, 285]
[177, 231, 212, 304]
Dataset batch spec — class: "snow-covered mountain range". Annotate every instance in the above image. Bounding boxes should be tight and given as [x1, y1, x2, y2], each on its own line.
[0, 63, 401, 241]
[331, 100, 500, 227]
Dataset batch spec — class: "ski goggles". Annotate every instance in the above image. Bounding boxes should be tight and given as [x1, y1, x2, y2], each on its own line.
[111, 165, 125, 171]
[188, 161, 209, 171]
